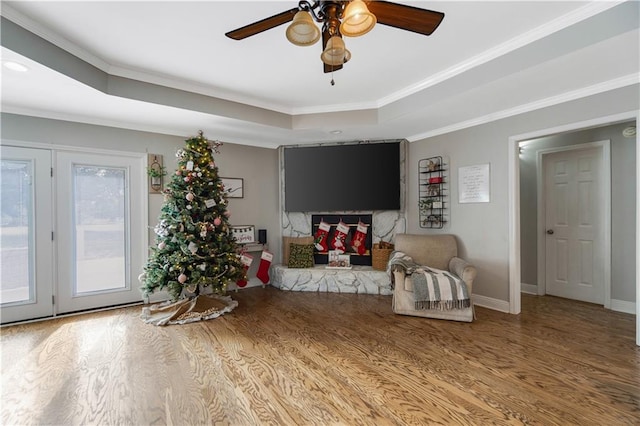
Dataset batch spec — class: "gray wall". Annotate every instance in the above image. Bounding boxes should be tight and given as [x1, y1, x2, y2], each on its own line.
[407, 84, 639, 304]
[519, 121, 636, 303]
[0, 113, 280, 260]
[3, 83, 639, 307]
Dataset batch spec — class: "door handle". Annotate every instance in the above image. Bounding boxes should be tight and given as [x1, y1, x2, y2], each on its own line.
[546, 229, 554, 235]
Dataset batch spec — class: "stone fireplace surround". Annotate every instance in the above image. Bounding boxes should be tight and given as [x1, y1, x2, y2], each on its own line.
[273, 140, 407, 294]
[272, 210, 407, 295]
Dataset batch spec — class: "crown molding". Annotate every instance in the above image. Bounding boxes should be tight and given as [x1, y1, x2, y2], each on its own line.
[8, 74, 635, 150]
[0, 3, 111, 72]
[407, 74, 640, 142]
[107, 65, 296, 115]
[378, 0, 626, 108]
[1, 105, 283, 150]
[1, 105, 186, 137]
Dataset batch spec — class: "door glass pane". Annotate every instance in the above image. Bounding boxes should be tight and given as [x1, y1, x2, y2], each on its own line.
[0, 160, 33, 304]
[73, 165, 127, 294]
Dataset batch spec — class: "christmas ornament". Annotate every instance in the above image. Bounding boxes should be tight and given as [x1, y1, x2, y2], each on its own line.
[186, 193, 194, 201]
[178, 273, 187, 284]
[158, 241, 166, 250]
[214, 217, 222, 226]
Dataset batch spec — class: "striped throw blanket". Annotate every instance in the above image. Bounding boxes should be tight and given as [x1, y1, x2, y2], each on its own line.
[388, 251, 470, 311]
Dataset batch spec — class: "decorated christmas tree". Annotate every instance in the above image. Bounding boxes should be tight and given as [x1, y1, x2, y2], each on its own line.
[140, 131, 245, 310]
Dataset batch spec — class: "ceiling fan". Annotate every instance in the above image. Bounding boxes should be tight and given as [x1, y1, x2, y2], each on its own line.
[225, 1, 444, 74]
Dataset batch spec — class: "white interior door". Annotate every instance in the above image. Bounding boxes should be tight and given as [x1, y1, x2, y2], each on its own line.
[55, 151, 146, 314]
[0, 146, 54, 323]
[544, 147, 604, 304]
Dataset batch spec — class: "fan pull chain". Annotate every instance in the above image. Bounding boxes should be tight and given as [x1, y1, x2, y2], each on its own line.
[330, 66, 335, 86]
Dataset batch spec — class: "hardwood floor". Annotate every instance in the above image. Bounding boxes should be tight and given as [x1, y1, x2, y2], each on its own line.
[1, 288, 638, 425]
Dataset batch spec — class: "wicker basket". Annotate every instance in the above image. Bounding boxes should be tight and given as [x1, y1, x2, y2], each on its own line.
[372, 242, 394, 271]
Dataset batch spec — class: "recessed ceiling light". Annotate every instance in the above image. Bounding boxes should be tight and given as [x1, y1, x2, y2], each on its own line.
[329, 130, 342, 135]
[3, 61, 29, 72]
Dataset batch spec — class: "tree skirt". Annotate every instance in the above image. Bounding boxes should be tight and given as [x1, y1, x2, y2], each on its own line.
[141, 294, 238, 326]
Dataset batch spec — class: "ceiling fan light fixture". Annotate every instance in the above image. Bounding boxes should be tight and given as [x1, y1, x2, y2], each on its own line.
[286, 11, 321, 46]
[340, 0, 376, 37]
[321, 35, 350, 66]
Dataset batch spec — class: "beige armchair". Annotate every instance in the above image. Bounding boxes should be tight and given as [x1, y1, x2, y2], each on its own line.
[390, 233, 476, 322]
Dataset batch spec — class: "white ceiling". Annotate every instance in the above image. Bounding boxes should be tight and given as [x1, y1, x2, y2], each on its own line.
[1, 1, 638, 148]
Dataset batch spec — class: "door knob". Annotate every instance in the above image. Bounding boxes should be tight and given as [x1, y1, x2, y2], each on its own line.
[546, 229, 554, 235]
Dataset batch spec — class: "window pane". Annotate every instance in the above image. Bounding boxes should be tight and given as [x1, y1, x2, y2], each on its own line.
[0, 160, 33, 304]
[73, 165, 127, 294]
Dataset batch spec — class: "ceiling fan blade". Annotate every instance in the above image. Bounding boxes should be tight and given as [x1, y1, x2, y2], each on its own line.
[225, 7, 299, 40]
[366, 1, 444, 36]
[322, 28, 343, 74]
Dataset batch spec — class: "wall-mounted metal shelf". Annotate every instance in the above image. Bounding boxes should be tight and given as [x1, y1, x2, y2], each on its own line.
[419, 156, 447, 229]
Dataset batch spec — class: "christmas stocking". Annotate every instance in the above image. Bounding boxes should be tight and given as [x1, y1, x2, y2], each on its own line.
[331, 221, 349, 253]
[314, 221, 331, 252]
[256, 250, 273, 284]
[236, 253, 253, 288]
[349, 221, 368, 256]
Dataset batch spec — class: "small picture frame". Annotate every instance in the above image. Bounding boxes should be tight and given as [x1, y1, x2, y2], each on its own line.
[221, 177, 243, 198]
[427, 184, 440, 197]
[327, 250, 352, 269]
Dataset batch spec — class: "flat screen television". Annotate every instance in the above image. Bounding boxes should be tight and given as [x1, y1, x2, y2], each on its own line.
[284, 142, 401, 212]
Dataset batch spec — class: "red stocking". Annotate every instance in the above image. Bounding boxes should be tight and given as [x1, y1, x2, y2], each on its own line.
[236, 253, 253, 288]
[349, 221, 368, 256]
[331, 221, 349, 253]
[256, 250, 273, 284]
[314, 221, 330, 252]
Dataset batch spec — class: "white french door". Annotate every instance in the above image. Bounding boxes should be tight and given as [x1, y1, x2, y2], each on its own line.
[55, 151, 146, 314]
[0, 146, 54, 323]
[0, 146, 146, 323]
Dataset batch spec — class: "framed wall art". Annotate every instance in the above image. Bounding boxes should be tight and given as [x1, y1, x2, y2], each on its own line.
[221, 177, 243, 198]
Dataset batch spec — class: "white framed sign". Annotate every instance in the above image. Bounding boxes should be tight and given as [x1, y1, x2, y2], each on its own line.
[459, 163, 490, 203]
[230, 225, 255, 244]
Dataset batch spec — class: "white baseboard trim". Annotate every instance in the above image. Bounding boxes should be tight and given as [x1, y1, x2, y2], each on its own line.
[610, 299, 636, 315]
[521, 283, 538, 295]
[473, 294, 510, 313]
